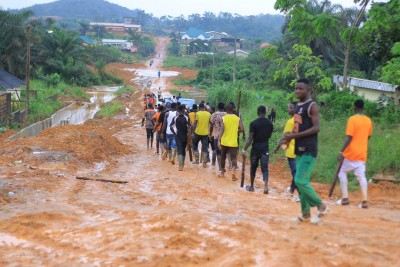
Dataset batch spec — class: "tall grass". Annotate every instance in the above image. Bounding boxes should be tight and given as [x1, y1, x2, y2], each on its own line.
[115, 85, 135, 96]
[21, 80, 89, 123]
[207, 84, 400, 184]
[95, 102, 124, 118]
[163, 56, 196, 68]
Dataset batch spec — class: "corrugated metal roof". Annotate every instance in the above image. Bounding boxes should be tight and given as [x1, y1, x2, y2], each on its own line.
[79, 36, 94, 45]
[333, 75, 397, 92]
[0, 69, 25, 89]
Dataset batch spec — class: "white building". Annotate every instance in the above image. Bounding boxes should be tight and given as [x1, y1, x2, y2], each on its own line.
[102, 39, 133, 51]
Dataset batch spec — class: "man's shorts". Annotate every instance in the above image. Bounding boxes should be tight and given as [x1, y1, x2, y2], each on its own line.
[156, 131, 165, 143]
[166, 134, 176, 149]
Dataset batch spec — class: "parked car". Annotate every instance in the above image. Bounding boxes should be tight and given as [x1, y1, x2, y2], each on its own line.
[163, 97, 196, 108]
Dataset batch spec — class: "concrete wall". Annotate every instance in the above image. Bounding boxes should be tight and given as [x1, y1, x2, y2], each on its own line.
[352, 86, 395, 102]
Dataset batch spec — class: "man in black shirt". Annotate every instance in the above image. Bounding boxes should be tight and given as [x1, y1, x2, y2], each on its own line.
[170, 105, 191, 171]
[281, 78, 328, 224]
[242, 106, 273, 193]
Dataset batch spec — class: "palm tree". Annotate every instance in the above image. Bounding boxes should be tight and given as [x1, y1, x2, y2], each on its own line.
[0, 10, 33, 78]
[36, 28, 90, 84]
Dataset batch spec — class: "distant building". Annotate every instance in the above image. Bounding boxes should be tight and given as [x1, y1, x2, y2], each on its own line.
[90, 22, 141, 36]
[333, 75, 398, 104]
[181, 28, 211, 40]
[227, 49, 249, 57]
[79, 36, 95, 46]
[130, 46, 138, 53]
[260, 42, 273, 49]
[0, 69, 25, 91]
[0, 69, 26, 125]
[102, 39, 133, 51]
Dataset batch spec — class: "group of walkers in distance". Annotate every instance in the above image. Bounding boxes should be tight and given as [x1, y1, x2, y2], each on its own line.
[142, 78, 373, 224]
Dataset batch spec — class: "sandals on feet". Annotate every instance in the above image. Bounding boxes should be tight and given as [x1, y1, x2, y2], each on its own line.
[291, 216, 310, 223]
[245, 185, 254, 192]
[358, 201, 368, 209]
[336, 198, 350, 206]
[317, 203, 329, 218]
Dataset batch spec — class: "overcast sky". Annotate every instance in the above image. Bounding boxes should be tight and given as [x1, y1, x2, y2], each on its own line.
[0, 0, 388, 17]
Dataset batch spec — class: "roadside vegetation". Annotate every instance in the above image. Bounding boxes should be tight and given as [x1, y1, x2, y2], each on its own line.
[163, 56, 196, 69]
[21, 80, 89, 124]
[95, 102, 125, 118]
[166, 0, 400, 182]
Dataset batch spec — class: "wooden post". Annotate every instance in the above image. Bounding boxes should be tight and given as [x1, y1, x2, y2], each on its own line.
[24, 26, 31, 125]
[237, 90, 242, 115]
[233, 36, 237, 83]
[395, 85, 400, 113]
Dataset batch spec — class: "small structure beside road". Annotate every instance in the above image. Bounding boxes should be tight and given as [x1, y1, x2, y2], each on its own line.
[0, 69, 26, 125]
[333, 75, 398, 105]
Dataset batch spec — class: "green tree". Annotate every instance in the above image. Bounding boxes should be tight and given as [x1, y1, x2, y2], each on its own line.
[137, 36, 155, 57]
[265, 44, 331, 94]
[381, 42, 400, 111]
[275, 0, 370, 88]
[35, 28, 91, 85]
[0, 10, 33, 78]
[360, 0, 400, 65]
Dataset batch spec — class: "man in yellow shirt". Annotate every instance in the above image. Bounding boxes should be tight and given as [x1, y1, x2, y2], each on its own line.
[192, 103, 211, 166]
[285, 103, 297, 194]
[188, 104, 197, 125]
[219, 103, 244, 180]
[338, 99, 373, 209]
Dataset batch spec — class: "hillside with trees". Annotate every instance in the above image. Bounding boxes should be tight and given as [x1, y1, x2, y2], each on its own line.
[13, 0, 284, 41]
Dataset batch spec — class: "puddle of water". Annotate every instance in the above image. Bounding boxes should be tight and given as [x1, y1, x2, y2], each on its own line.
[0, 232, 52, 253]
[53, 87, 121, 126]
[9, 86, 121, 140]
[123, 68, 181, 78]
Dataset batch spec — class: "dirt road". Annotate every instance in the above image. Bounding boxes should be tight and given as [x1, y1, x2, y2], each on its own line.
[0, 37, 399, 267]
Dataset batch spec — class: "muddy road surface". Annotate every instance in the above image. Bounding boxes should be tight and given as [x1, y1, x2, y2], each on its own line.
[0, 37, 399, 267]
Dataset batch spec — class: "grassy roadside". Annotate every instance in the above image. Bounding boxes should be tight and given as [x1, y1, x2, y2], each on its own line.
[18, 80, 89, 124]
[206, 83, 400, 185]
[163, 56, 196, 69]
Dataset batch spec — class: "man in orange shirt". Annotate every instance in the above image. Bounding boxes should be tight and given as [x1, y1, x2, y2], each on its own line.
[152, 105, 165, 155]
[338, 99, 373, 209]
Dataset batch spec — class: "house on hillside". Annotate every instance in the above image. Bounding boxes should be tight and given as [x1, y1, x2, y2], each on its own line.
[260, 42, 273, 49]
[90, 22, 141, 36]
[333, 75, 398, 104]
[102, 39, 133, 51]
[0, 69, 26, 125]
[0, 69, 25, 92]
[79, 36, 95, 46]
[181, 28, 211, 41]
[227, 49, 249, 57]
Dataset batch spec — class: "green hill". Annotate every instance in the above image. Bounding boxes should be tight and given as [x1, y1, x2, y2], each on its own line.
[14, 0, 284, 41]
[22, 0, 137, 22]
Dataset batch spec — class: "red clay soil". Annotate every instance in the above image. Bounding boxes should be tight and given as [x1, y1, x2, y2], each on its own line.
[0, 37, 398, 267]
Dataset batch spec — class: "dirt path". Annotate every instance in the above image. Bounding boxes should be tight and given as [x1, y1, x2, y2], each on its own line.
[0, 38, 399, 267]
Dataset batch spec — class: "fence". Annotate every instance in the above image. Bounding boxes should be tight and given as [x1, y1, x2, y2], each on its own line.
[0, 92, 11, 126]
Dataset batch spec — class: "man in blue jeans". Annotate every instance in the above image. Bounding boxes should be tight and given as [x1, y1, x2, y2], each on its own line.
[161, 102, 178, 164]
[274, 102, 298, 196]
[242, 106, 273, 194]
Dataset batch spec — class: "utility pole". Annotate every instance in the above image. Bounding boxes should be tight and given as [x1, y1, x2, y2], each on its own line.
[212, 49, 215, 87]
[233, 36, 237, 83]
[24, 25, 31, 125]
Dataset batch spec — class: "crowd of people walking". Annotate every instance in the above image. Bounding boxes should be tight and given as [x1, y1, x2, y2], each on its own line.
[141, 78, 373, 224]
